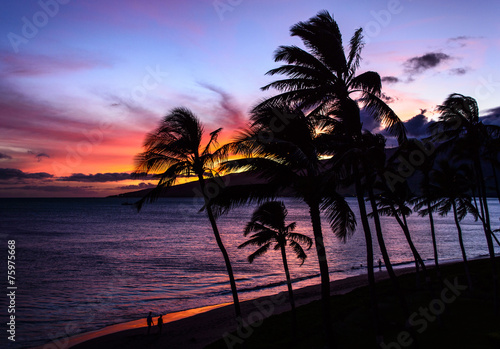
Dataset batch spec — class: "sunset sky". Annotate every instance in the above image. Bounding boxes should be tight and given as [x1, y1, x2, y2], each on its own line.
[1, 0, 499, 197]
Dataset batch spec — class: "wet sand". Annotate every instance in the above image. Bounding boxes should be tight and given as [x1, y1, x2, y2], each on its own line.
[46, 268, 409, 349]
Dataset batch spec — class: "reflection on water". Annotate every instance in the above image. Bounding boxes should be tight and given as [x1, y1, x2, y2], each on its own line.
[0, 197, 498, 348]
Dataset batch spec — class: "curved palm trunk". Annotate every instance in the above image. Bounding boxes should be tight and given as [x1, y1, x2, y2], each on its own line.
[423, 173, 441, 280]
[427, 202, 442, 280]
[198, 176, 241, 319]
[452, 200, 473, 292]
[474, 158, 498, 313]
[308, 201, 336, 349]
[391, 208, 423, 281]
[354, 167, 382, 343]
[395, 207, 429, 280]
[367, 186, 410, 316]
[280, 244, 297, 332]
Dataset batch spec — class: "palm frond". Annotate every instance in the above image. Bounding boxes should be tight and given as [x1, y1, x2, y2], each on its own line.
[347, 28, 364, 76]
[289, 240, 308, 265]
[247, 242, 272, 263]
[360, 93, 407, 144]
[321, 192, 356, 242]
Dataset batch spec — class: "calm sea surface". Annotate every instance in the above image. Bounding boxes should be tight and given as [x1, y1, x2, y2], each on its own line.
[0, 197, 499, 348]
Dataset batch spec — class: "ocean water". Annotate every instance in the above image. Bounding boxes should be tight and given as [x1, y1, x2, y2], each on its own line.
[0, 197, 499, 348]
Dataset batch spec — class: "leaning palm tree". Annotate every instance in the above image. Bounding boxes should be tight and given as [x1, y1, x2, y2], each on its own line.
[428, 161, 477, 291]
[238, 201, 313, 332]
[133, 107, 241, 318]
[373, 180, 429, 287]
[407, 139, 442, 281]
[252, 11, 407, 344]
[212, 105, 356, 349]
[430, 94, 500, 311]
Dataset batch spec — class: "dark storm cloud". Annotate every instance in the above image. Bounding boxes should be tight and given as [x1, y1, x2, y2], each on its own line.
[0, 153, 12, 160]
[480, 106, 500, 126]
[1, 185, 95, 193]
[119, 182, 156, 190]
[28, 151, 50, 162]
[381, 76, 399, 84]
[381, 92, 396, 104]
[0, 168, 53, 180]
[404, 52, 451, 76]
[403, 112, 435, 138]
[57, 172, 135, 182]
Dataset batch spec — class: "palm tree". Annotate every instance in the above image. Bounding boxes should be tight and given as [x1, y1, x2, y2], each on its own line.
[409, 140, 441, 281]
[238, 201, 313, 332]
[213, 105, 356, 348]
[373, 181, 429, 286]
[428, 161, 477, 291]
[252, 10, 407, 343]
[430, 93, 500, 311]
[133, 107, 242, 319]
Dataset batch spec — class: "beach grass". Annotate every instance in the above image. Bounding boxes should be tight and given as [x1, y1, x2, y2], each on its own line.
[206, 257, 500, 349]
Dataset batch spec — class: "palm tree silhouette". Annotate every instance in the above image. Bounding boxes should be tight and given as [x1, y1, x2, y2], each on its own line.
[408, 139, 441, 281]
[373, 181, 429, 287]
[238, 200, 313, 331]
[430, 93, 500, 310]
[252, 10, 407, 344]
[134, 107, 241, 318]
[429, 160, 477, 291]
[213, 105, 356, 348]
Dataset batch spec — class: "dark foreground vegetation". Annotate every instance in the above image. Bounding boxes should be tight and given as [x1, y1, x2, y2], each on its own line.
[207, 257, 500, 349]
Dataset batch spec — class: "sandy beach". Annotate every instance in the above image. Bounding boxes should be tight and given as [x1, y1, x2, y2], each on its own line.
[46, 269, 409, 349]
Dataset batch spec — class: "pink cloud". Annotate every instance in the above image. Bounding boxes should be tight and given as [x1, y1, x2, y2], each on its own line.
[0, 51, 111, 77]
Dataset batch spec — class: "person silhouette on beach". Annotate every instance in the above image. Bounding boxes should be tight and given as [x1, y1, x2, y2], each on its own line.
[378, 259, 382, 271]
[147, 312, 154, 335]
[157, 314, 163, 335]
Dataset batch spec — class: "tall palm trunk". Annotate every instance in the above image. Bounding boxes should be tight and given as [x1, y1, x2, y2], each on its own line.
[427, 201, 441, 280]
[367, 184, 422, 347]
[451, 200, 473, 292]
[353, 166, 382, 344]
[308, 201, 336, 349]
[474, 158, 498, 313]
[280, 244, 297, 332]
[198, 175, 241, 318]
[423, 172, 441, 280]
[367, 185, 409, 314]
[392, 206, 429, 283]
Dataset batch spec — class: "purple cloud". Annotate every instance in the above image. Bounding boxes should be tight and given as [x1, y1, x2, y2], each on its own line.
[57, 172, 136, 182]
[0, 51, 112, 77]
[404, 52, 451, 76]
[0, 168, 53, 180]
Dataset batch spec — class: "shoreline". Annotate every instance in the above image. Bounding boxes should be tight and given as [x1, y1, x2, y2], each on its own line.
[39, 265, 420, 349]
[35, 256, 489, 349]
